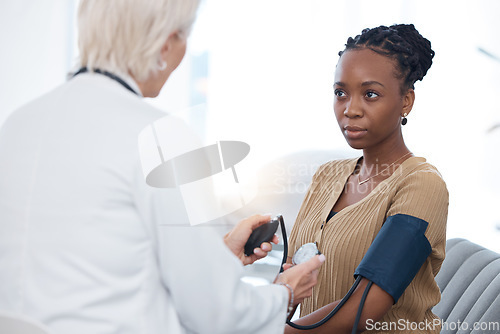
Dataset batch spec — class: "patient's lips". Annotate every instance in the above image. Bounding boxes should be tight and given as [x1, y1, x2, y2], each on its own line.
[344, 125, 367, 139]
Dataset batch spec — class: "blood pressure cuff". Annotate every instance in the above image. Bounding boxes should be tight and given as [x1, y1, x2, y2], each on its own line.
[354, 214, 432, 304]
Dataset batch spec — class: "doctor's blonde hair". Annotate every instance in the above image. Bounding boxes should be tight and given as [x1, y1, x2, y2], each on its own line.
[77, 0, 200, 81]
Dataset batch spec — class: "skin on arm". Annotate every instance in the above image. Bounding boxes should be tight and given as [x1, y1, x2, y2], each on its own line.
[284, 275, 393, 333]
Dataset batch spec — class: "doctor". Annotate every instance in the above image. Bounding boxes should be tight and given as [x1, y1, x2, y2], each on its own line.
[0, 0, 324, 333]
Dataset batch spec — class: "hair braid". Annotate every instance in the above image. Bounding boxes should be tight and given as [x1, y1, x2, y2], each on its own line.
[339, 24, 434, 92]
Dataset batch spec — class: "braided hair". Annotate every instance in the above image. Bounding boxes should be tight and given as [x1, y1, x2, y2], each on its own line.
[339, 24, 435, 93]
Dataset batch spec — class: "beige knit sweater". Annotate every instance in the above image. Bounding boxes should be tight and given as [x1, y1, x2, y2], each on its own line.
[289, 157, 449, 333]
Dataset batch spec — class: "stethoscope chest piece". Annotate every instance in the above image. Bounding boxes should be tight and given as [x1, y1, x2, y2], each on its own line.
[292, 242, 321, 265]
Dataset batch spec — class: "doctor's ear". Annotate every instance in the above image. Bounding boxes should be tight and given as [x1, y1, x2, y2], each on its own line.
[160, 31, 182, 57]
[158, 30, 187, 73]
[158, 39, 171, 69]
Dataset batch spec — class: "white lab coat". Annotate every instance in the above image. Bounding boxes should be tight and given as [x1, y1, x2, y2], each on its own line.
[0, 73, 288, 334]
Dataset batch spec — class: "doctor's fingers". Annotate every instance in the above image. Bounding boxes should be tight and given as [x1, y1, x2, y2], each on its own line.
[252, 242, 273, 258]
[302, 253, 326, 272]
[282, 255, 325, 304]
[241, 214, 272, 230]
[279, 253, 325, 281]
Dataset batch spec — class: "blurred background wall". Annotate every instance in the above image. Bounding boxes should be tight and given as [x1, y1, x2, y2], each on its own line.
[1, 0, 499, 251]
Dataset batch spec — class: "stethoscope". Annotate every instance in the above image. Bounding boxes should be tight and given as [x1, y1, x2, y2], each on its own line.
[277, 215, 372, 332]
[72, 67, 139, 96]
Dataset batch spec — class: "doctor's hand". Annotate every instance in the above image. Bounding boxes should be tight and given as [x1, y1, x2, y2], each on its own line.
[224, 214, 279, 266]
[274, 254, 325, 306]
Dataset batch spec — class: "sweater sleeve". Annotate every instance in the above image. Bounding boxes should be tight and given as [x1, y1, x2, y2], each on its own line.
[386, 167, 449, 274]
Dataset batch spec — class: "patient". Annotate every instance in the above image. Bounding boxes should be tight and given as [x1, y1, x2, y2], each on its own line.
[286, 24, 449, 333]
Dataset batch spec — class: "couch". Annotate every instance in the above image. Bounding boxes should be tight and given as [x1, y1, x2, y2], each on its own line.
[433, 238, 500, 333]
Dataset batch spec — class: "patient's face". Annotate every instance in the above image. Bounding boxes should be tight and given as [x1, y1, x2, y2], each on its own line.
[333, 48, 406, 150]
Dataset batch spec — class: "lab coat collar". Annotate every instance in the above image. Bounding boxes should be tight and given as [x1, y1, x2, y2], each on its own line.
[111, 70, 144, 97]
[68, 67, 144, 97]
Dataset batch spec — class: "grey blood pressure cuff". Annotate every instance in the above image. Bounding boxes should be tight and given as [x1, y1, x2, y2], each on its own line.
[354, 214, 432, 304]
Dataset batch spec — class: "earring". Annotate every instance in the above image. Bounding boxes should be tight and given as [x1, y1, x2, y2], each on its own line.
[158, 60, 167, 71]
[401, 113, 408, 125]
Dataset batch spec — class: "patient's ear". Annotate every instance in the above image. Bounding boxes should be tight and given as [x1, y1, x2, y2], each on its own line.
[402, 89, 415, 116]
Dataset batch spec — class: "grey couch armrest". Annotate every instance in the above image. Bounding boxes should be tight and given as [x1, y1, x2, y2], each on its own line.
[433, 238, 500, 333]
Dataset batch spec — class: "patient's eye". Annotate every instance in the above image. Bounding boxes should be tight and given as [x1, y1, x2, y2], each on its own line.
[366, 91, 379, 99]
[334, 89, 346, 98]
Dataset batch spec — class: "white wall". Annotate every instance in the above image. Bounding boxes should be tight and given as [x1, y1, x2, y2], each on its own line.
[0, 0, 78, 125]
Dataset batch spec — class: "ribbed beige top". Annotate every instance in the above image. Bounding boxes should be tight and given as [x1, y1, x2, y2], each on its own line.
[289, 157, 449, 333]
